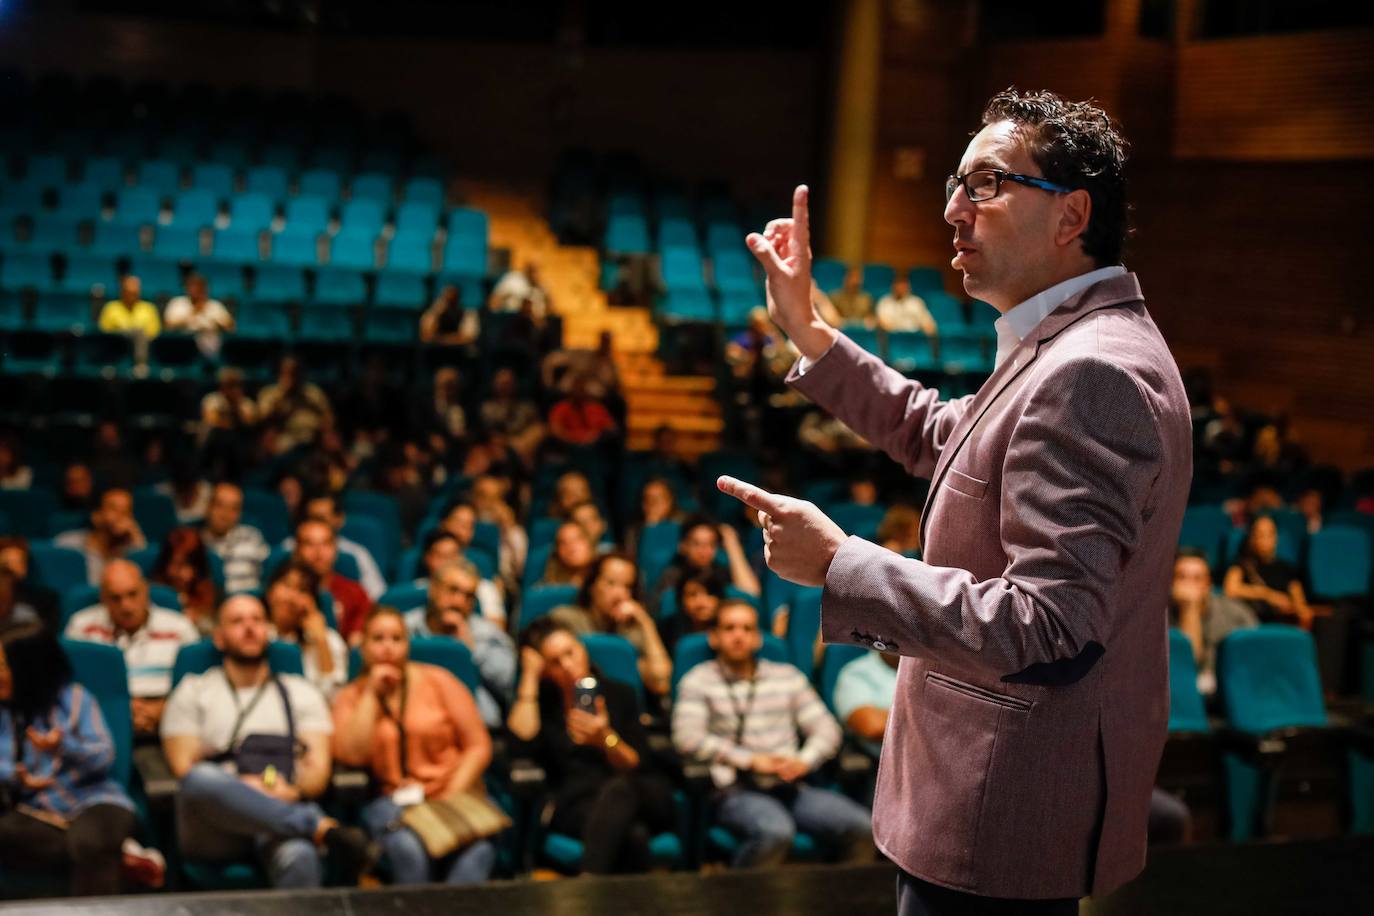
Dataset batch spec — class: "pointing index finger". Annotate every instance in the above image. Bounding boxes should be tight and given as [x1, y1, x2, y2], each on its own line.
[717, 476, 787, 517]
[791, 184, 810, 262]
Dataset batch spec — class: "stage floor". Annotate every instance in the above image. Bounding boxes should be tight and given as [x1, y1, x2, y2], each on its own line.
[3, 836, 1370, 915]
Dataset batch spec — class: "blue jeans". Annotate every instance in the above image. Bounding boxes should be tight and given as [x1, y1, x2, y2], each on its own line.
[177, 763, 325, 888]
[714, 784, 874, 868]
[362, 796, 497, 885]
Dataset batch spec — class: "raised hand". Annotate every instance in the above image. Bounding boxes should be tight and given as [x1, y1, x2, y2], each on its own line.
[717, 476, 847, 587]
[746, 185, 837, 361]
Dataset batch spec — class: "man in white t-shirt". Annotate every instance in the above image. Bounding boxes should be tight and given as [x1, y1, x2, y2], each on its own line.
[488, 261, 550, 317]
[874, 277, 938, 336]
[164, 272, 234, 356]
[159, 594, 372, 888]
[65, 559, 199, 738]
[832, 650, 900, 758]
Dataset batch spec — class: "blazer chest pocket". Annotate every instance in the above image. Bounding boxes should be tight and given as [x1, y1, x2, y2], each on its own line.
[943, 467, 989, 501]
[927, 671, 1032, 712]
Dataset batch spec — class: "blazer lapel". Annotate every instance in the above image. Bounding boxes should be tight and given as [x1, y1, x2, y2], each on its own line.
[917, 273, 1146, 548]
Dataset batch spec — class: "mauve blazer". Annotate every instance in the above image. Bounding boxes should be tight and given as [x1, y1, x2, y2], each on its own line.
[789, 273, 1191, 899]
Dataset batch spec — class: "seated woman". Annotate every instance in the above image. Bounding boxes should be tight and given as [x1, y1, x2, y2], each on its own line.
[0, 620, 164, 893]
[509, 618, 674, 874]
[332, 607, 496, 885]
[150, 527, 219, 635]
[549, 470, 594, 521]
[650, 514, 760, 615]
[1224, 515, 1314, 627]
[549, 552, 673, 696]
[624, 477, 684, 561]
[266, 560, 348, 699]
[540, 522, 596, 588]
[657, 570, 725, 659]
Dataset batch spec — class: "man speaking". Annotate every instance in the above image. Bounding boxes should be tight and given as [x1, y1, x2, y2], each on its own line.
[719, 89, 1192, 914]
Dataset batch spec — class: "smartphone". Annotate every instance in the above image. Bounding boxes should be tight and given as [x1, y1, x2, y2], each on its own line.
[573, 676, 600, 713]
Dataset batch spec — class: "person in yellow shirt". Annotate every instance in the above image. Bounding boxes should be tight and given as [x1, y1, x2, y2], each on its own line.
[99, 275, 161, 339]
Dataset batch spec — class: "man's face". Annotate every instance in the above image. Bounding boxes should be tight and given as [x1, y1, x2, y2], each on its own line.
[442, 506, 476, 548]
[709, 604, 762, 666]
[187, 276, 207, 300]
[121, 276, 141, 303]
[65, 464, 93, 500]
[304, 498, 341, 531]
[295, 522, 337, 578]
[681, 524, 719, 570]
[555, 474, 591, 512]
[1171, 557, 1212, 605]
[101, 562, 150, 633]
[423, 537, 462, 578]
[215, 596, 269, 663]
[945, 120, 1064, 311]
[428, 566, 478, 633]
[95, 490, 137, 541]
[206, 484, 243, 537]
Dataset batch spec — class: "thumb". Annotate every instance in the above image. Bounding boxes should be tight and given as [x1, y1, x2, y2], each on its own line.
[746, 232, 788, 278]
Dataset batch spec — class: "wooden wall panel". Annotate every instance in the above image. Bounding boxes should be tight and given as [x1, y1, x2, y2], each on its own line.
[1175, 30, 1374, 161]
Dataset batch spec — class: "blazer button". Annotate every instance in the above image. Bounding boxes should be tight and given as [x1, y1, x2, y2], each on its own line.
[873, 640, 887, 651]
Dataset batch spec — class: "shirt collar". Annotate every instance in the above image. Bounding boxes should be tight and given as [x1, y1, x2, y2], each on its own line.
[995, 265, 1126, 344]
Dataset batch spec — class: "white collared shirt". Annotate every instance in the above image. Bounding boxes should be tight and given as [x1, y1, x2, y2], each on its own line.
[993, 265, 1125, 369]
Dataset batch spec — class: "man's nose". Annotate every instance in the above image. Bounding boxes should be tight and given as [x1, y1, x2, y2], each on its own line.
[944, 187, 973, 227]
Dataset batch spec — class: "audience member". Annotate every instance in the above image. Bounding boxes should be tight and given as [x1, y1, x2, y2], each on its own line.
[671, 601, 873, 867]
[876, 505, 922, 556]
[542, 330, 621, 400]
[657, 569, 725, 658]
[489, 261, 551, 317]
[509, 618, 674, 875]
[875, 278, 937, 335]
[650, 515, 760, 614]
[811, 278, 843, 327]
[569, 499, 612, 553]
[291, 518, 372, 647]
[99, 275, 160, 339]
[258, 357, 334, 455]
[159, 595, 373, 888]
[470, 474, 529, 587]
[90, 421, 140, 491]
[158, 464, 214, 525]
[295, 492, 387, 600]
[0, 537, 60, 632]
[332, 607, 496, 885]
[265, 560, 347, 699]
[54, 487, 147, 585]
[433, 503, 508, 624]
[625, 477, 684, 561]
[1170, 549, 1257, 696]
[827, 266, 873, 326]
[59, 461, 96, 512]
[1224, 515, 1314, 627]
[550, 470, 595, 520]
[549, 552, 674, 696]
[415, 367, 469, 460]
[403, 559, 515, 728]
[541, 521, 597, 587]
[1296, 487, 1325, 535]
[0, 436, 32, 490]
[149, 527, 219, 635]
[0, 620, 165, 894]
[478, 367, 542, 444]
[833, 650, 899, 758]
[64, 560, 198, 739]
[420, 285, 479, 346]
[198, 367, 260, 480]
[548, 376, 617, 447]
[201, 482, 271, 595]
[164, 272, 234, 356]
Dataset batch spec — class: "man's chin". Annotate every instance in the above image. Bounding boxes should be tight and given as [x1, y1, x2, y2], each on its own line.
[225, 646, 268, 664]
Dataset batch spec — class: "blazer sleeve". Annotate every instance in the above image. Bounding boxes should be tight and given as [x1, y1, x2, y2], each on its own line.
[820, 356, 1163, 677]
[788, 333, 973, 479]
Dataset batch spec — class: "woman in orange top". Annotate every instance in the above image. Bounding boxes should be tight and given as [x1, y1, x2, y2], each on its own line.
[332, 607, 496, 884]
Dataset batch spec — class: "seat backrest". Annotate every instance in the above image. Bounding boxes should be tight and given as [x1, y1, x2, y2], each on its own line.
[378, 582, 428, 614]
[519, 584, 580, 626]
[61, 639, 133, 789]
[28, 540, 87, 590]
[784, 586, 824, 679]
[581, 633, 644, 706]
[1307, 525, 1372, 599]
[1167, 627, 1210, 733]
[521, 543, 555, 592]
[0, 489, 59, 540]
[339, 514, 392, 580]
[171, 639, 304, 690]
[818, 644, 868, 713]
[1217, 625, 1327, 735]
[671, 631, 790, 697]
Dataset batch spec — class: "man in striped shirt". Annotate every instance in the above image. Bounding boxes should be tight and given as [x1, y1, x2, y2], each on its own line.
[201, 482, 270, 595]
[672, 600, 873, 867]
[64, 560, 199, 739]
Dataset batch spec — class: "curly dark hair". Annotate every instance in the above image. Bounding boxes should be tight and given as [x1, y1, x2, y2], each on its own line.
[981, 88, 1130, 266]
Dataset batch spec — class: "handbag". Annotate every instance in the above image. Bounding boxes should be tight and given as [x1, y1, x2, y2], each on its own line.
[398, 792, 513, 859]
[210, 673, 301, 781]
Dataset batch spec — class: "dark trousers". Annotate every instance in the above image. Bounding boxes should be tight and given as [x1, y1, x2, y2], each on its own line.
[0, 803, 135, 896]
[550, 772, 675, 875]
[897, 869, 1079, 916]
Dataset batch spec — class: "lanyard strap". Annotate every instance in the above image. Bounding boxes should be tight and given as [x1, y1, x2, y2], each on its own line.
[720, 662, 759, 748]
[379, 672, 409, 779]
[223, 669, 274, 751]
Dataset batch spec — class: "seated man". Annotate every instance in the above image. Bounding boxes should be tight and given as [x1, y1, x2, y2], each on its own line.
[163, 272, 233, 357]
[160, 594, 372, 888]
[672, 600, 873, 868]
[1170, 547, 1258, 696]
[201, 482, 271, 595]
[435, 501, 507, 624]
[99, 274, 161, 339]
[64, 559, 199, 739]
[291, 518, 372, 647]
[54, 486, 147, 584]
[832, 650, 899, 758]
[874, 277, 937, 335]
[403, 559, 515, 728]
[295, 492, 386, 601]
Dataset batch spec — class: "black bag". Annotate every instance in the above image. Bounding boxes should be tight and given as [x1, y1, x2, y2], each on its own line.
[210, 675, 301, 782]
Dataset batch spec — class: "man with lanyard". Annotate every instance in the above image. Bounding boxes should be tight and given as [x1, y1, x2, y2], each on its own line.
[672, 599, 873, 868]
[160, 594, 372, 888]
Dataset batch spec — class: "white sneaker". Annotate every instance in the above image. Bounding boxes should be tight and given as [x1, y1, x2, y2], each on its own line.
[121, 837, 167, 889]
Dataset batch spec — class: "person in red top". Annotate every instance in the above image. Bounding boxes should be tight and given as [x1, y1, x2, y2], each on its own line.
[547, 375, 617, 446]
[293, 518, 371, 645]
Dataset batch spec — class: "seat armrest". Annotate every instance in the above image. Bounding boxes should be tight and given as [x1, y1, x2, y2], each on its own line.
[506, 757, 547, 799]
[134, 745, 180, 810]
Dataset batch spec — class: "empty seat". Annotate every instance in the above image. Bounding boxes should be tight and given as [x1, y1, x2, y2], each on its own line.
[28, 216, 81, 252]
[228, 193, 275, 233]
[199, 262, 246, 301]
[374, 270, 427, 310]
[661, 246, 707, 292]
[151, 224, 202, 261]
[87, 222, 142, 258]
[210, 227, 261, 264]
[340, 198, 386, 235]
[298, 306, 354, 342]
[718, 288, 760, 325]
[136, 159, 182, 195]
[284, 195, 331, 234]
[813, 257, 848, 294]
[402, 177, 443, 207]
[395, 201, 439, 236]
[1307, 526, 1372, 600]
[234, 301, 292, 338]
[53, 183, 107, 221]
[705, 221, 743, 254]
[258, 144, 300, 173]
[245, 165, 289, 200]
[658, 290, 716, 322]
[298, 168, 341, 200]
[71, 332, 135, 378]
[270, 227, 319, 267]
[252, 264, 306, 303]
[862, 263, 896, 300]
[386, 231, 432, 273]
[172, 188, 220, 227]
[3, 328, 63, 374]
[0, 182, 44, 212]
[350, 172, 393, 202]
[908, 266, 945, 294]
[128, 257, 182, 299]
[58, 255, 115, 296]
[887, 331, 939, 372]
[109, 187, 162, 227]
[81, 156, 125, 190]
[363, 309, 416, 344]
[658, 217, 698, 250]
[25, 154, 69, 187]
[711, 248, 757, 293]
[32, 292, 94, 332]
[0, 252, 54, 291]
[604, 213, 650, 254]
[313, 267, 366, 306]
[329, 228, 376, 270]
[191, 163, 235, 197]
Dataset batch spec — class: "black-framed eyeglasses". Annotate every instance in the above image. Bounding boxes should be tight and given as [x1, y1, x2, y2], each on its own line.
[945, 169, 1075, 204]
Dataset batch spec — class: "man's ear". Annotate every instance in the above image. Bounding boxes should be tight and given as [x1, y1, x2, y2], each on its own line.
[1055, 188, 1093, 250]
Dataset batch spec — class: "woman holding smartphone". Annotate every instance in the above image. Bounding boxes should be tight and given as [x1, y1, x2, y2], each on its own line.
[509, 618, 674, 875]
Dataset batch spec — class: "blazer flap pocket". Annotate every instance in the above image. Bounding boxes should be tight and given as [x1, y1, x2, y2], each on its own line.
[943, 467, 989, 500]
[927, 671, 1032, 712]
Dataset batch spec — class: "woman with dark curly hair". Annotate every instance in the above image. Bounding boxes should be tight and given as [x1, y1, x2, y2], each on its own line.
[150, 527, 219, 634]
